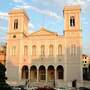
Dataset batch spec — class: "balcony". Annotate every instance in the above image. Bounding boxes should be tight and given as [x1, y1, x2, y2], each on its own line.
[30, 54, 64, 65]
[31, 55, 55, 64]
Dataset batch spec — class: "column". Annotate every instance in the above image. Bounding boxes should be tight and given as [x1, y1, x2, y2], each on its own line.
[46, 68, 48, 83]
[55, 68, 57, 80]
[37, 69, 39, 82]
[18, 65, 22, 84]
[29, 67, 30, 81]
[55, 68, 57, 85]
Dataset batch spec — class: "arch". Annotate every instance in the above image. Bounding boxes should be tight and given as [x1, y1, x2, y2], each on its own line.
[39, 65, 46, 81]
[70, 16, 75, 27]
[30, 65, 37, 81]
[49, 45, 53, 56]
[14, 19, 18, 29]
[56, 65, 64, 79]
[32, 45, 36, 56]
[21, 65, 29, 79]
[58, 44, 62, 55]
[47, 65, 55, 81]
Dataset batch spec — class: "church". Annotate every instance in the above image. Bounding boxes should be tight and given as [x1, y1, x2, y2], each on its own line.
[6, 5, 83, 87]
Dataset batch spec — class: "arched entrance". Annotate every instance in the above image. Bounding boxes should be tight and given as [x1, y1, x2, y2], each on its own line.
[56, 65, 64, 79]
[21, 65, 29, 79]
[30, 65, 37, 81]
[39, 65, 46, 81]
[48, 65, 55, 81]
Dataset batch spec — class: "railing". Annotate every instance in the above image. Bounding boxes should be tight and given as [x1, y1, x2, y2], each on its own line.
[22, 55, 64, 64]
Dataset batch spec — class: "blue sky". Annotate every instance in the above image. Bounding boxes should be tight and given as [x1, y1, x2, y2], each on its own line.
[0, 0, 90, 56]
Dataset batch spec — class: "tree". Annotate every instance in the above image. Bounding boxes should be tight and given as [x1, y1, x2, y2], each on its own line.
[0, 63, 12, 90]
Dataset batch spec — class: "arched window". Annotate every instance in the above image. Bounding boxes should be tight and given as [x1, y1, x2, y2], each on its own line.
[12, 46, 16, 56]
[49, 45, 53, 56]
[71, 44, 76, 56]
[24, 45, 28, 56]
[70, 16, 75, 27]
[14, 19, 18, 29]
[32, 45, 36, 56]
[41, 45, 45, 56]
[58, 44, 62, 55]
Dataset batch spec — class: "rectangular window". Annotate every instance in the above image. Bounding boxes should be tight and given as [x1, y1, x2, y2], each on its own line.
[24, 45, 28, 56]
[85, 61, 87, 63]
[85, 57, 87, 59]
[82, 61, 84, 63]
[32, 45, 36, 56]
[12, 46, 16, 56]
[71, 44, 76, 56]
[41, 45, 45, 56]
[70, 16, 75, 27]
[40, 74, 45, 80]
[49, 45, 53, 56]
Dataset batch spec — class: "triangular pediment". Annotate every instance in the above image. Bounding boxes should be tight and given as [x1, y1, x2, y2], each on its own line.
[31, 27, 57, 36]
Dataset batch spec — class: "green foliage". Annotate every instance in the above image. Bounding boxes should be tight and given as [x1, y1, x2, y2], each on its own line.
[0, 63, 7, 83]
[0, 63, 12, 90]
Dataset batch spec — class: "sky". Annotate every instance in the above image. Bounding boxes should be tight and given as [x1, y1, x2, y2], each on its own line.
[0, 0, 90, 56]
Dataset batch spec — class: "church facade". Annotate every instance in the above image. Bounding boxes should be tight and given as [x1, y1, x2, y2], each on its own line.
[6, 5, 82, 87]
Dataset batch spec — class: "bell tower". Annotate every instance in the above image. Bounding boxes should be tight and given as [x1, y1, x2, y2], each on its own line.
[6, 9, 29, 84]
[63, 5, 82, 84]
[8, 9, 29, 39]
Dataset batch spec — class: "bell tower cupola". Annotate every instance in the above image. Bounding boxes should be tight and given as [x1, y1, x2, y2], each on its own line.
[64, 5, 81, 31]
[8, 9, 29, 34]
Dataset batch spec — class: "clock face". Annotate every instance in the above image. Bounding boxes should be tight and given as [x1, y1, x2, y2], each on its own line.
[13, 35, 16, 38]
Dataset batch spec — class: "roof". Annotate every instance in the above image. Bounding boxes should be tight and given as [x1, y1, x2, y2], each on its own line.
[31, 27, 58, 36]
[9, 9, 29, 20]
[82, 54, 88, 57]
[64, 5, 81, 11]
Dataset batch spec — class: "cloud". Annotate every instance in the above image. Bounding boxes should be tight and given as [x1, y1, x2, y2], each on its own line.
[42, 10, 61, 20]
[0, 12, 8, 21]
[16, 3, 62, 20]
[0, 12, 8, 16]
[28, 22, 34, 29]
[66, 0, 89, 6]
[1, 16, 8, 21]
[28, 22, 35, 33]
[0, 36, 6, 41]
[65, 0, 90, 16]
[12, 0, 24, 3]
[87, 0, 90, 2]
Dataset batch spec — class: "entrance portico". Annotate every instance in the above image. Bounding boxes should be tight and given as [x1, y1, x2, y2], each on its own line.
[21, 65, 64, 86]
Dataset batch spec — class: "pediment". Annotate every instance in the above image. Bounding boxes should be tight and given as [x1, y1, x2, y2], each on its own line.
[31, 27, 57, 36]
